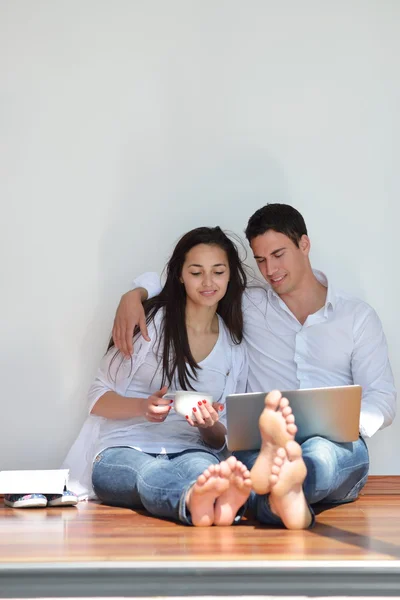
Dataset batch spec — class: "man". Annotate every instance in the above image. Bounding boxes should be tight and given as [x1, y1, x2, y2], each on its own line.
[112, 203, 396, 525]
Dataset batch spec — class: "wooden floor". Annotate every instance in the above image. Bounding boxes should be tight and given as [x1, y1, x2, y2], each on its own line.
[1, 477, 400, 597]
[1, 477, 400, 563]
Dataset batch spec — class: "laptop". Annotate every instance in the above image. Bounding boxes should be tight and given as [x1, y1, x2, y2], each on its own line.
[226, 385, 362, 451]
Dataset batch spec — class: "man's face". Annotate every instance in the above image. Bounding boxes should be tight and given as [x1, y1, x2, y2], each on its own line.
[250, 230, 310, 296]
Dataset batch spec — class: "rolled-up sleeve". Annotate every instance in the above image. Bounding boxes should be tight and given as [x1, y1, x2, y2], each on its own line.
[352, 305, 396, 437]
[88, 348, 137, 413]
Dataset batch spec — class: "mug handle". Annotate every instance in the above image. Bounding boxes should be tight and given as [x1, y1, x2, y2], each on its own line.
[162, 392, 175, 400]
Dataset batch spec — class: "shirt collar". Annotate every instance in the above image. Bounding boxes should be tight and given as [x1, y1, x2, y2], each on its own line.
[266, 269, 337, 312]
[313, 269, 336, 313]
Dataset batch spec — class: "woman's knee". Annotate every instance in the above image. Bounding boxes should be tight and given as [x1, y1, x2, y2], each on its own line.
[169, 451, 219, 480]
[91, 448, 146, 507]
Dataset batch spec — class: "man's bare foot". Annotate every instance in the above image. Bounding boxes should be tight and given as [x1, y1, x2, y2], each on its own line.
[214, 456, 252, 526]
[250, 390, 297, 495]
[185, 463, 230, 527]
[268, 440, 312, 530]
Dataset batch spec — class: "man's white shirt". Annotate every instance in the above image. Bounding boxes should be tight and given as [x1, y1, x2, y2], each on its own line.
[133, 270, 396, 438]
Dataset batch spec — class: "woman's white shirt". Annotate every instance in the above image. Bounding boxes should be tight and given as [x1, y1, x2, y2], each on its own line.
[62, 309, 248, 497]
[97, 313, 236, 456]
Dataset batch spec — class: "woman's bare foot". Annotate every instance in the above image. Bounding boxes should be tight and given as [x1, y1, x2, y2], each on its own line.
[250, 390, 297, 494]
[214, 456, 252, 526]
[185, 463, 230, 527]
[268, 440, 312, 530]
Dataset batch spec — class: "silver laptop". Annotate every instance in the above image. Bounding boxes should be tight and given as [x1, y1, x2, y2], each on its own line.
[226, 385, 362, 451]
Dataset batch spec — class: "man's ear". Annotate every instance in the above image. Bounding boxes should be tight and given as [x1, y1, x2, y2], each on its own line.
[299, 234, 310, 256]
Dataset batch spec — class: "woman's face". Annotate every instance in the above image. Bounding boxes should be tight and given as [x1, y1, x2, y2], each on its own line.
[180, 244, 230, 309]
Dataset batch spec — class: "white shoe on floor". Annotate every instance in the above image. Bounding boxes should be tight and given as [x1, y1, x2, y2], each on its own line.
[4, 493, 48, 508]
[46, 489, 78, 507]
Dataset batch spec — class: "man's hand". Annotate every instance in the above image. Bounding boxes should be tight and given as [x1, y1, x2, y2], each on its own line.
[112, 288, 150, 357]
[144, 387, 172, 422]
[186, 400, 224, 428]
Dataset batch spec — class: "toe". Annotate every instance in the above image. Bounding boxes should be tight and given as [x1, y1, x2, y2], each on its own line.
[226, 455, 238, 469]
[276, 447, 286, 460]
[265, 390, 282, 410]
[279, 397, 289, 410]
[220, 460, 233, 478]
[235, 460, 245, 471]
[282, 406, 292, 417]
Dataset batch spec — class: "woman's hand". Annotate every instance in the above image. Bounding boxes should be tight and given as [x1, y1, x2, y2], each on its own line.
[144, 386, 172, 423]
[185, 400, 224, 428]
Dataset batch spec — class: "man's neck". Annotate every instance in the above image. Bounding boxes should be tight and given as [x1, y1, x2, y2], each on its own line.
[277, 271, 328, 325]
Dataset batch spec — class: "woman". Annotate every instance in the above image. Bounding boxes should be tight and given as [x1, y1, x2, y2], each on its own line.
[63, 226, 251, 526]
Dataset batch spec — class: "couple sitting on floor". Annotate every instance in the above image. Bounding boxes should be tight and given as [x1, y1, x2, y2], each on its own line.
[39, 203, 396, 527]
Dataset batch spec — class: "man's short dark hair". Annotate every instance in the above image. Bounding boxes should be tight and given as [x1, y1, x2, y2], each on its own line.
[245, 203, 308, 247]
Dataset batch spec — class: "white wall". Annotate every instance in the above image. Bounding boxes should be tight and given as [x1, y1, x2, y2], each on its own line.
[0, 0, 398, 474]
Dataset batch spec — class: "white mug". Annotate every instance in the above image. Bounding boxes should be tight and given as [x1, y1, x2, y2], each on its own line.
[164, 390, 213, 417]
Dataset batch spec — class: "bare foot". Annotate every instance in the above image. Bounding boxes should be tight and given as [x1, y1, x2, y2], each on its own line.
[250, 390, 297, 495]
[268, 440, 312, 530]
[214, 456, 252, 526]
[185, 463, 229, 527]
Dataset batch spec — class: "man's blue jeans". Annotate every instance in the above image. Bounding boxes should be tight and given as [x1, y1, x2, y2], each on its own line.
[92, 446, 220, 525]
[234, 436, 369, 526]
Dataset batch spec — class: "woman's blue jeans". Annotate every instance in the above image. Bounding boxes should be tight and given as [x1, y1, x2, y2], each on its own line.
[92, 446, 220, 525]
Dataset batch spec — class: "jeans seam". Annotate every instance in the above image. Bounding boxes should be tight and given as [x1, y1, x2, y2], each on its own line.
[333, 462, 369, 473]
[137, 477, 186, 494]
[341, 472, 369, 501]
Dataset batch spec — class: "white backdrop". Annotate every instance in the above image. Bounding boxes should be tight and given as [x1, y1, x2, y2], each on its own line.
[0, 0, 398, 474]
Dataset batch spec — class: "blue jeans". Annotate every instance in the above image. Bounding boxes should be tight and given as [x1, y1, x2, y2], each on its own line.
[92, 446, 220, 525]
[234, 436, 369, 526]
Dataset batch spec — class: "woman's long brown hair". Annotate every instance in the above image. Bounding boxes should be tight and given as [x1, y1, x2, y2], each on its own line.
[109, 226, 247, 389]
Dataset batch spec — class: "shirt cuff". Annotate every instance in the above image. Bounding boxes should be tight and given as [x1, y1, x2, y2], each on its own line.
[132, 272, 161, 300]
[359, 404, 385, 438]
